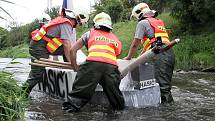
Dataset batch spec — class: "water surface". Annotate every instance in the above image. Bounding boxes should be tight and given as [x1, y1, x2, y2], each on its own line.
[26, 71, 215, 121]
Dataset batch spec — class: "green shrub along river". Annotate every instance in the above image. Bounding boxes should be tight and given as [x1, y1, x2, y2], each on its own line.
[0, 13, 214, 120]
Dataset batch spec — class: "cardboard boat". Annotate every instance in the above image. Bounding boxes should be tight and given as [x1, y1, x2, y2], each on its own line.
[34, 50, 161, 108]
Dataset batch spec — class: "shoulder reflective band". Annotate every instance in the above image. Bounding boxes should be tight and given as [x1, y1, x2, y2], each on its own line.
[32, 28, 46, 41]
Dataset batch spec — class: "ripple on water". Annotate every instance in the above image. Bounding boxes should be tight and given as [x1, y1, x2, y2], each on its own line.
[22, 72, 215, 121]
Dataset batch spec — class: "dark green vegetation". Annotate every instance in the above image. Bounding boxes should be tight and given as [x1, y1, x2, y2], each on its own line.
[0, 0, 214, 70]
[0, 72, 29, 121]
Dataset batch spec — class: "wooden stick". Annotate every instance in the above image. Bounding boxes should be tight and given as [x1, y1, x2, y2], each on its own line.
[34, 60, 73, 69]
[39, 58, 71, 66]
[29, 62, 68, 69]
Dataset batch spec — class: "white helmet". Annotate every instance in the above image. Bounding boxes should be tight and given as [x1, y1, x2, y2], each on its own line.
[93, 12, 112, 30]
[39, 13, 51, 24]
[131, 3, 157, 20]
[74, 8, 89, 25]
[64, 8, 89, 25]
[64, 9, 76, 19]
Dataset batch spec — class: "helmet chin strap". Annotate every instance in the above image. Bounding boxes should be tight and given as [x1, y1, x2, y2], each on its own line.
[138, 15, 147, 22]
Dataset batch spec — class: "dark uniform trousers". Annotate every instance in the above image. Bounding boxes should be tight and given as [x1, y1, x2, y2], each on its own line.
[22, 39, 66, 94]
[154, 49, 175, 103]
[68, 61, 125, 110]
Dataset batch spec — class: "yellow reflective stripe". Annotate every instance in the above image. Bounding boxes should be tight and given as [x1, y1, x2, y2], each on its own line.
[52, 38, 62, 46]
[47, 42, 57, 51]
[89, 45, 115, 53]
[34, 28, 46, 40]
[35, 33, 42, 40]
[155, 33, 169, 38]
[143, 38, 150, 47]
[88, 52, 116, 61]
[40, 28, 46, 35]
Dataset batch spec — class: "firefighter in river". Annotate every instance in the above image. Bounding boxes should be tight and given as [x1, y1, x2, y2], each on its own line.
[124, 3, 175, 104]
[62, 12, 125, 112]
[22, 8, 89, 96]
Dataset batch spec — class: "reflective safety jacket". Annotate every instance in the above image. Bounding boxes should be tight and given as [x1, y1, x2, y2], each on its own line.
[142, 17, 170, 52]
[86, 29, 122, 66]
[31, 17, 73, 53]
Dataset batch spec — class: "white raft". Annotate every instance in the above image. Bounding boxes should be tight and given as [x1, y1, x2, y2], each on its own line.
[34, 50, 161, 108]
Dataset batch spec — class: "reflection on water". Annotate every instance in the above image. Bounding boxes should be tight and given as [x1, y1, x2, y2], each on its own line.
[26, 72, 215, 121]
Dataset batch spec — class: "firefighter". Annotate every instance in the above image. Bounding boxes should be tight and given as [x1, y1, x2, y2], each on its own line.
[124, 3, 175, 103]
[62, 12, 125, 112]
[22, 8, 89, 95]
[30, 14, 51, 42]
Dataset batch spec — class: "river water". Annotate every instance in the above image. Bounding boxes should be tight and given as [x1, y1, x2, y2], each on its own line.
[25, 71, 215, 121]
[1, 58, 215, 121]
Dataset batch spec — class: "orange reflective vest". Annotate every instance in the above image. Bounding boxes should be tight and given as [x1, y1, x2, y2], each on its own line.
[31, 17, 73, 53]
[86, 29, 122, 66]
[142, 18, 170, 52]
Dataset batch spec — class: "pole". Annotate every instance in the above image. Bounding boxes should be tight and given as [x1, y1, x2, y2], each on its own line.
[30, 59, 73, 69]
[39, 58, 71, 66]
[120, 39, 180, 78]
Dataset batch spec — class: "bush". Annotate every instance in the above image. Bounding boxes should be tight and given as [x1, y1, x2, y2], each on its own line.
[0, 28, 8, 49]
[171, 0, 215, 30]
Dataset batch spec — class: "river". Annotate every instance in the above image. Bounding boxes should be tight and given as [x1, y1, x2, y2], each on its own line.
[1, 58, 215, 121]
[25, 71, 215, 121]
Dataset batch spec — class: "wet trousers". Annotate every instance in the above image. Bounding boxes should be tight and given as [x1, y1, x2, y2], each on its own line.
[67, 61, 125, 110]
[22, 40, 66, 94]
[131, 49, 175, 103]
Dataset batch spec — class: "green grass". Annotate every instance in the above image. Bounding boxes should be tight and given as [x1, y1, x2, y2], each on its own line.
[173, 32, 215, 69]
[0, 44, 30, 58]
[0, 72, 29, 121]
[113, 21, 138, 58]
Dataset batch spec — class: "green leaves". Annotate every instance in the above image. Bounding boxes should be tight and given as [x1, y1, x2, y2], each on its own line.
[0, 72, 29, 121]
[171, 0, 215, 29]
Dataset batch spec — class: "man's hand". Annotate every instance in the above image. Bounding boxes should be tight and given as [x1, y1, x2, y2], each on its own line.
[123, 56, 131, 60]
[73, 64, 79, 71]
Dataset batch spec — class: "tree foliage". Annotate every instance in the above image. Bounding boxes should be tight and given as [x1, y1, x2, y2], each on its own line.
[138, 0, 174, 13]
[93, 0, 176, 23]
[171, 0, 215, 29]
[94, 0, 124, 23]
[45, 7, 60, 19]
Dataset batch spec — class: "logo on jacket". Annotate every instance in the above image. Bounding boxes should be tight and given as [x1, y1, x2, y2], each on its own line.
[95, 36, 118, 47]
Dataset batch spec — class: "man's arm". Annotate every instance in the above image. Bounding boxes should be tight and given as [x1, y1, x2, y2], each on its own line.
[70, 38, 84, 71]
[59, 23, 76, 62]
[123, 38, 142, 60]
[63, 40, 72, 62]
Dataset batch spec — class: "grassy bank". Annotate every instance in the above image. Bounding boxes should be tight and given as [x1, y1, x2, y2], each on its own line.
[0, 14, 214, 70]
[0, 72, 29, 121]
[0, 44, 30, 58]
